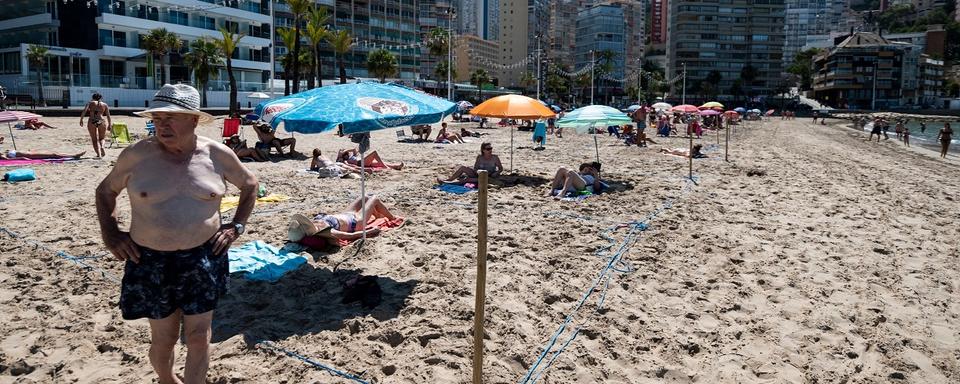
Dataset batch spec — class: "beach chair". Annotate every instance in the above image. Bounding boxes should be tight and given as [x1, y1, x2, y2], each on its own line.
[145, 121, 155, 137]
[222, 118, 241, 140]
[396, 129, 416, 143]
[108, 123, 132, 147]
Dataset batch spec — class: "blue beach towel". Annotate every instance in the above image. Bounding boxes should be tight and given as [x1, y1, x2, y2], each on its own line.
[434, 184, 477, 194]
[228, 240, 307, 282]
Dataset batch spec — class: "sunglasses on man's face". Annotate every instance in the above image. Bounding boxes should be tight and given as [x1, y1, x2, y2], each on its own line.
[482, 147, 492, 151]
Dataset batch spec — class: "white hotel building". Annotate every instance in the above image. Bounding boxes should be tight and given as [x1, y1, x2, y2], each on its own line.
[0, 0, 272, 108]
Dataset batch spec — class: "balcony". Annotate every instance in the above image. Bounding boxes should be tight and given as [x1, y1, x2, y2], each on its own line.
[98, 13, 271, 48]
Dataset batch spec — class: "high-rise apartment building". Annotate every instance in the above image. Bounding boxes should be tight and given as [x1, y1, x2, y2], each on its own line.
[497, 0, 547, 87]
[453, 33, 500, 82]
[547, 0, 578, 68]
[458, 0, 499, 40]
[666, 0, 787, 99]
[0, 0, 272, 106]
[604, 0, 644, 74]
[575, 3, 626, 101]
[783, 0, 844, 68]
[323, 0, 420, 80]
[417, 0, 454, 82]
[649, 0, 668, 46]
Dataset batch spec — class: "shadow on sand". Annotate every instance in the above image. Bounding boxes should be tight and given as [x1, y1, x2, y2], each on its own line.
[212, 263, 417, 343]
[495, 173, 552, 188]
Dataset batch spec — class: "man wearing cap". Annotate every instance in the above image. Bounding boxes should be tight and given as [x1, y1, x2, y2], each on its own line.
[95, 84, 258, 384]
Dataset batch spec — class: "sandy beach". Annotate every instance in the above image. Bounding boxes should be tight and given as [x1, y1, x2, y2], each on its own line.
[1, 115, 958, 383]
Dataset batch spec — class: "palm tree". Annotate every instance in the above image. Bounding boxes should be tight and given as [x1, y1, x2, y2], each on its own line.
[142, 29, 182, 87]
[470, 69, 490, 101]
[216, 27, 244, 116]
[434, 60, 457, 90]
[326, 29, 353, 84]
[287, 0, 313, 93]
[184, 38, 223, 108]
[740, 64, 759, 101]
[519, 72, 535, 94]
[427, 28, 450, 90]
[277, 27, 297, 95]
[305, 6, 329, 88]
[25, 45, 48, 106]
[367, 49, 397, 83]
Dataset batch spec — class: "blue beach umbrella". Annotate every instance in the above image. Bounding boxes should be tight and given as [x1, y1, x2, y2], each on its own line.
[734, 107, 747, 113]
[254, 82, 457, 135]
[254, 82, 456, 243]
[556, 105, 633, 162]
[626, 105, 642, 112]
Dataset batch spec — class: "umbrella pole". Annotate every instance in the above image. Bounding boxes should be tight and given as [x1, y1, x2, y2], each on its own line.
[510, 126, 514, 173]
[688, 125, 693, 181]
[360, 148, 366, 244]
[594, 133, 599, 164]
[7, 123, 16, 151]
[725, 120, 730, 162]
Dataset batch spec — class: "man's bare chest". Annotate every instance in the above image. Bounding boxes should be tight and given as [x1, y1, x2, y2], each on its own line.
[127, 157, 226, 203]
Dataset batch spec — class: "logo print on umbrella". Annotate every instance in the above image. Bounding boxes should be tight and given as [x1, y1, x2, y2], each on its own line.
[261, 98, 305, 123]
[357, 97, 419, 127]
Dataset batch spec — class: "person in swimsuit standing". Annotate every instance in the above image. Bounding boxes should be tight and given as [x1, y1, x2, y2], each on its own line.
[437, 142, 503, 185]
[79, 93, 111, 158]
[937, 122, 953, 158]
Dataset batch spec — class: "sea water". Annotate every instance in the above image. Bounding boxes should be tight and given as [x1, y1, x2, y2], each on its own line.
[860, 121, 958, 154]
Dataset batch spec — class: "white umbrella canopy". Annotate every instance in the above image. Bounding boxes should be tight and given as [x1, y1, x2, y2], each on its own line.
[247, 92, 271, 99]
[652, 102, 672, 110]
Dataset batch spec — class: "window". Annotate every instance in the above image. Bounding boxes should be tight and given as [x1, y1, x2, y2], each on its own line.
[168, 10, 188, 26]
[0, 52, 21, 74]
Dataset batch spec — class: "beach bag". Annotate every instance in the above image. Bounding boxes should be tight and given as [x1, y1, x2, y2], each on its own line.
[342, 275, 382, 309]
[3, 168, 35, 182]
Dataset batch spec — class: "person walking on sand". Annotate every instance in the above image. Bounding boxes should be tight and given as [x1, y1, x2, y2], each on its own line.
[95, 84, 258, 384]
[937, 123, 953, 158]
[79, 92, 111, 158]
[869, 118, 883, 142]
[920, 121, 926, 133]
[903, 126, 911, 147]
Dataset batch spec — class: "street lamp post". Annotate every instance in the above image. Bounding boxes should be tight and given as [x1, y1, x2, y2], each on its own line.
[871, 60, 878, 110]
[681, 62, 687, 105]
[535, 33, 541, 100]
[590, 50, 595, 105]
[637, 57, 642, 105]
[447, 8, 455, 101]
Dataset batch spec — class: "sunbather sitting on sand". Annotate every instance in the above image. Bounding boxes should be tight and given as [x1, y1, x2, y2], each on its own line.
[253, 121, 298, 157]
[659, 144, 707, 158]
[436, 122, 464, 143]
[287, 195, 398, 244]
[23, 118, 57, 130]
[336, 148, 404, 170]
[226, 135, 267, 162]
[310, 148, 370, 177]
[437, 142, 503, 185]
[2, 149, 84, 160]
[546, 162, 602, 198]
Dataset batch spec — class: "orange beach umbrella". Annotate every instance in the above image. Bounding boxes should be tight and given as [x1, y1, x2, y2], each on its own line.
[469, 94, 556, 119]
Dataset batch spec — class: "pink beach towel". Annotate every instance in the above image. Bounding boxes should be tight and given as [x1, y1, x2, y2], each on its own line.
[0, 158, 75, 167]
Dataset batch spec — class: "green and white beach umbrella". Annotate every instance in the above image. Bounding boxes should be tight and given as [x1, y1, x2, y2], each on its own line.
[556, 105, 634, 162]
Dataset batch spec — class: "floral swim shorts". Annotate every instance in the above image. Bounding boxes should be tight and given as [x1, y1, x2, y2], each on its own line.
[119, 241, 229, 320]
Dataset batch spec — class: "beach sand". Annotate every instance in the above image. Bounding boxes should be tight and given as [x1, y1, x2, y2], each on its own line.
[1, 115, 958, 383]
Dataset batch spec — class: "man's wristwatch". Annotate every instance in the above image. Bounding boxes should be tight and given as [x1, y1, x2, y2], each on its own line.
[231, 222, 245, 235]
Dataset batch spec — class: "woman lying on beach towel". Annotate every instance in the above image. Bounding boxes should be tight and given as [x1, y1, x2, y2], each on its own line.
[286, 195, 401, 246]
[437, 142, 503, 185]
[2, 149, 84, 160]
[336, 148, 404, 170]
[659, 144, 707, 158]
[310, 148, 371, 178]
[545, 162, 603, 198]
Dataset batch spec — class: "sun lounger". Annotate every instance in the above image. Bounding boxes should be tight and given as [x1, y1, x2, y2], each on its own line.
[108, 122, 131, 147]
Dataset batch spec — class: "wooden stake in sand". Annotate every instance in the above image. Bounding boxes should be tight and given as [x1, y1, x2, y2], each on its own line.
[725, 120, 730, 162]
[472, 170, 489, 384]
[688, 124, 693, 180]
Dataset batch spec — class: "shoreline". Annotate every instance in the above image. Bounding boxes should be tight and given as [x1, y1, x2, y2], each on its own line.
[824, 118, 960, 164]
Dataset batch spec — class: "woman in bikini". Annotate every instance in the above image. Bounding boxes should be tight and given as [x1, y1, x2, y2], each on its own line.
[2, 149, 84, 160]
[79, 93, 111, 158]
[287, 195, 398, 244]
[937, 123, 953, 158]
[336, 148, 404, 170]
[437, 142, 503, 185]
[546, 162, 602, 198]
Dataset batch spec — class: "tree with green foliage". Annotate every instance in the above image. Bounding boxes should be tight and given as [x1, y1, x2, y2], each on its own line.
[470, 69, 491, 101]
[216, 27, 244, 115]
[184, 38, 223, 107]
[327, 29, 353, 84]
[305, 6, 329, 88]
[287, 0, 313, 93]
[367, 49, 397, 83]
[143, 28, 181, 87]
[26, 45, 48, 106]
[545, 71, 569, 103]
[787, 48, 821, 91]
[434, 60, 457, 92]
[740, 64, 759, 98]
[277, 27, 297, 95]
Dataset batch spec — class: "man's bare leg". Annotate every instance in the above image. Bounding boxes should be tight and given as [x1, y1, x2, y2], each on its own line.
[182, 311, 213, 384]
[148, 311, 184, 384]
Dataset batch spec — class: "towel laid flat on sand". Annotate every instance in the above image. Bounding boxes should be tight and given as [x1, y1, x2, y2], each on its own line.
[228, 240, 307, 282]
[219, 193, 290, 213]
[433, 184, 477, 194]
[0, 158, 76, 167]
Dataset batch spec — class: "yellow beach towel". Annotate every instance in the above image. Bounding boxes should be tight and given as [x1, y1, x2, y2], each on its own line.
[220, 194, 290, 213]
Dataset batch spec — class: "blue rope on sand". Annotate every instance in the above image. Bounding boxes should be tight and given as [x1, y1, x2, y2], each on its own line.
[0, 226, 120, 283]
[258, 341, 370, 384]
[519, 177, 696, 384]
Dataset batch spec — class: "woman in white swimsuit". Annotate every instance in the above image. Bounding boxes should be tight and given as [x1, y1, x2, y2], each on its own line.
[79, 93, 111, 158]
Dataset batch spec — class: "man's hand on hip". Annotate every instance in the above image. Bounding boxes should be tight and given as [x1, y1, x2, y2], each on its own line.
[212, 224, 239, 256]
[104, 230, 141, 264]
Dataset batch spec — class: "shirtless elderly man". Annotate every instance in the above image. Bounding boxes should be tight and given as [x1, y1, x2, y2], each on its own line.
[95, 84, 258, 384]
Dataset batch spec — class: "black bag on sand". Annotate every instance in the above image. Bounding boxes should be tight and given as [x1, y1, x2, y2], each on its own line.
[342, 275, 382, 309]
